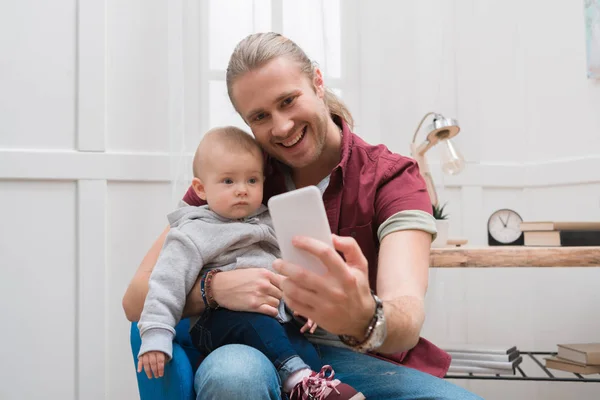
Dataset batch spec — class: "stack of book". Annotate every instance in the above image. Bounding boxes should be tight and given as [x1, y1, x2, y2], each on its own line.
[442, 344, 523, 375]
[545, 343, 600, 374]
[520, 221, 600, 247]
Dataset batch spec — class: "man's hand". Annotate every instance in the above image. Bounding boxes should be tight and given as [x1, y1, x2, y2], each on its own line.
[273, 234, 374, 338]
[212, 268, 285, 317]
[137, 351, 167, 379]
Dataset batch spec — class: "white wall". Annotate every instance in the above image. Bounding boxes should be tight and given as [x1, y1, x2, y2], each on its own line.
[0, 0, 178, 399]
[1, 0, 599, 399]
[356, 1, 600, 399]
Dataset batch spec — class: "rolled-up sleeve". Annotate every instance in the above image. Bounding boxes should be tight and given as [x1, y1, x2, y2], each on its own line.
[377, 210, 437, 242]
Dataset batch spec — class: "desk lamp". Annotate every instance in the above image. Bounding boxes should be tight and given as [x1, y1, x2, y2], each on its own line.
[410, 112, 464, 207]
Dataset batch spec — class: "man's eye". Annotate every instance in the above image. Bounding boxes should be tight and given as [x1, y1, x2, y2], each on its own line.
[282, 97, 294, 106]
[254, 113, 266, 122]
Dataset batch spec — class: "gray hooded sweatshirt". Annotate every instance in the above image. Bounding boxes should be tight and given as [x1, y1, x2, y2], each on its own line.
[138, 204, 288, 360]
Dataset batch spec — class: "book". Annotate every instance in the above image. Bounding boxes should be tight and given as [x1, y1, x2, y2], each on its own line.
[440, 344, 517, 355]
[451, 356, 523, 370]
[447, 365, 516, 375]
[520, 221, 600, 232]
[524, 230, 600, 247]
[545, 356, 600, 374]
[448, 350, 521, 363]
[557, 343, 600, 365]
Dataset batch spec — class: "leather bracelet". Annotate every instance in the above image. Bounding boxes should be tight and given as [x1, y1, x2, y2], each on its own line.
[339, 290, 380, 348]
[200, 269, 221, 309]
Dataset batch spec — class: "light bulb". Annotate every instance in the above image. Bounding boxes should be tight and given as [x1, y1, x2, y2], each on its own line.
[440, 139, 465, 175]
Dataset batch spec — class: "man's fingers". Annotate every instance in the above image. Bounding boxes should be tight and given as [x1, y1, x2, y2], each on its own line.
[137, 359, 142, 373]
[310, 323, 318, 334]
[273, 259, 322, 296]
[282, 286, 315, 318]
[267, 295, 282, 309]
[331, 234, 368, 272]
[268, 271, 285, 290]
[264, 281, 284, 301]
[255, 293, 280, 312]
[291, 236, 348, 278]
[257, 303, 279, 318]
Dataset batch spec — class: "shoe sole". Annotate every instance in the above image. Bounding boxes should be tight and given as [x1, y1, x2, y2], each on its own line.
[350, 393, 366, 400]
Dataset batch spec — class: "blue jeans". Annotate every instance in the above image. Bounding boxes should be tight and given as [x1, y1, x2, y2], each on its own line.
[190, 309, 322, 384]
[194, 343, 483, 400]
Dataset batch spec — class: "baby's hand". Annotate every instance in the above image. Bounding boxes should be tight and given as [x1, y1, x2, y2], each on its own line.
[294, 311, 318, 334]
[137, 351, 167, 379]
[301, 318, 318, 334]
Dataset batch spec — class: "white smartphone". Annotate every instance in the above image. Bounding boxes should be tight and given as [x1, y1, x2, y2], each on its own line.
[267, 186, 333, 275]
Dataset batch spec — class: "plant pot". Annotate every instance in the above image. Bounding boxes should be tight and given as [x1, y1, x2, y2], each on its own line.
[432, 219, 449, 248]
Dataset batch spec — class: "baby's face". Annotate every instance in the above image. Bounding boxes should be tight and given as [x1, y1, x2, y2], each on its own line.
[201, 148, 264, 220]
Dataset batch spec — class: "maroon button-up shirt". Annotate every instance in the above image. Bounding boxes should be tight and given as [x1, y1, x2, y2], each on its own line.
[183, 120, 451, 377]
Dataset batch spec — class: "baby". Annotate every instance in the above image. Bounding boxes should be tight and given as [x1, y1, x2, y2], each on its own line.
[137, 126, 363, 400]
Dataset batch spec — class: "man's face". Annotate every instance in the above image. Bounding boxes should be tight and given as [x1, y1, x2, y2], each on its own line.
[231, 57, 330, 169]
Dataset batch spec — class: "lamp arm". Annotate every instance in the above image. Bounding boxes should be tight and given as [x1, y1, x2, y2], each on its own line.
[415, 140, 434, 157]
[410, 144, 439, 207]
[411, 112, 436, 144]
[410, 111, 440, 207]
[422, 170, 439, 208]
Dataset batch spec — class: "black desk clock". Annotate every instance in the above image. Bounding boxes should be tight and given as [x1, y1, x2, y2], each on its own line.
[488, 209, 525, 246]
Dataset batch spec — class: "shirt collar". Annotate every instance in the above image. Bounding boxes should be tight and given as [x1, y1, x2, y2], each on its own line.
[335, 116, 353, 181]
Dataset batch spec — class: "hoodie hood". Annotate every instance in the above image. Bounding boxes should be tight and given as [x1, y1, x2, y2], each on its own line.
[167, 204, 269, 228]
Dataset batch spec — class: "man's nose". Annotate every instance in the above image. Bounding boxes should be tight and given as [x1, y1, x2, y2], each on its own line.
[271, 112, 294, 138]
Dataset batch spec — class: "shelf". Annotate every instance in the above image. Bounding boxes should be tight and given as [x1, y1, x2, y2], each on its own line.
[445, 352, 600, 383]
[430, 246, 600, 268]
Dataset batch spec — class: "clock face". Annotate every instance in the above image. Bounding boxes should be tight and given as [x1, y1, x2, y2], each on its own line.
[488, 209, 523, 244]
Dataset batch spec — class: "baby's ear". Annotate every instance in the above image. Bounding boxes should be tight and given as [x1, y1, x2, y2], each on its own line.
[191, 177, 207, 200]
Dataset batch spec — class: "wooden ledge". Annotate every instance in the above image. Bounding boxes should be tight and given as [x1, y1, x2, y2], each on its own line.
[430, 246, 600, 268]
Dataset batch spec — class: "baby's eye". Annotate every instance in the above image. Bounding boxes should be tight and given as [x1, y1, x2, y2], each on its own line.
[248, 178, 257, 184]
[223, 178, 233, 184]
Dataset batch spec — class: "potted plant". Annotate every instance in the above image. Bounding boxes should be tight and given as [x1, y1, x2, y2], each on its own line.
[431, 203, 449, 248]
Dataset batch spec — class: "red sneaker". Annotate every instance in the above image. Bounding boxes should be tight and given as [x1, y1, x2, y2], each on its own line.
[289, 365, 365, 400]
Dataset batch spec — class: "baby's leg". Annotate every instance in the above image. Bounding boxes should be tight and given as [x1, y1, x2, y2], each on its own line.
[282, 320, 321, 370]
[193, 311, 364, 398]
[191, 309, 313, 389]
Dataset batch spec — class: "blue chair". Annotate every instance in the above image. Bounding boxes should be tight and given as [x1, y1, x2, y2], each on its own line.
[130, 319, 202, 400]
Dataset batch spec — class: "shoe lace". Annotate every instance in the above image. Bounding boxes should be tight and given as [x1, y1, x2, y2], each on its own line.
[293, 365, 341, 400]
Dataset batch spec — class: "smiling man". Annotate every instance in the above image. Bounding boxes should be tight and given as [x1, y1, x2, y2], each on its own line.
[124, 32, 482, 400]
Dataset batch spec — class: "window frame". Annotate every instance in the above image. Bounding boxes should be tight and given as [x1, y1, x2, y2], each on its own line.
[198, 0, 360, 134]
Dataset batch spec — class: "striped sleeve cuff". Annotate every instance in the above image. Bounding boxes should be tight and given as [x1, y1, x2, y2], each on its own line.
[377, 210, 438, 242]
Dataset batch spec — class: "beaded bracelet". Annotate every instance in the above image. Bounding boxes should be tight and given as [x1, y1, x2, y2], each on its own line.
[200, 271, 210, 309]
[200, 269, 222, 309]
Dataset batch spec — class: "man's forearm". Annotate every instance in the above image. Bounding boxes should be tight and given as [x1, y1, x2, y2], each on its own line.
[123, 270, 205, 321]
[376, 295, 425, 354]
[373, 230, 430, 354]
[122, 278, 150, 322]
[181, 284, 205, 318]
